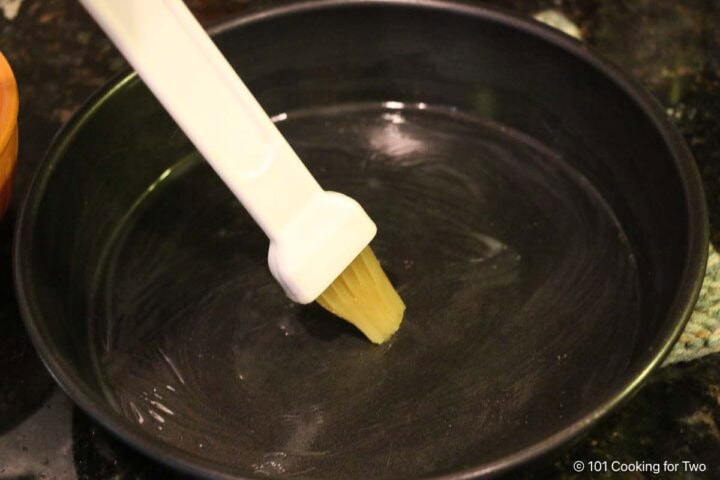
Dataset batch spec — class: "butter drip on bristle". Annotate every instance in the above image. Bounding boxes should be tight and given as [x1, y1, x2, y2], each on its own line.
[316, 246, 405, 344]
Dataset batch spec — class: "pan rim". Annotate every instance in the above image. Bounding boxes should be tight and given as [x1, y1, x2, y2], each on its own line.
[13, 1, 708, 479]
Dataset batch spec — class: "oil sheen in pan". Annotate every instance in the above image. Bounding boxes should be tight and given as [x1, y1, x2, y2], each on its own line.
[88, 101, 640, 478]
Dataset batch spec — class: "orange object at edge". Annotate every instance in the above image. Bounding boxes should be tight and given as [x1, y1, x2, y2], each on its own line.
[0, 50, 19, 219]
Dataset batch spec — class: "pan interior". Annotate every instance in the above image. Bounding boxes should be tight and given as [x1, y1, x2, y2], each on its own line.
[88, 101, 639, 479]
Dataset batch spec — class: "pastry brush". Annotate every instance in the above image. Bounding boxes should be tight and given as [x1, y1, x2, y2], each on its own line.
[79, 0, 405, 343]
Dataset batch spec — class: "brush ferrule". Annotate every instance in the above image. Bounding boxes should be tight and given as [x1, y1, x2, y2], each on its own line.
[267, 191, 377, 303]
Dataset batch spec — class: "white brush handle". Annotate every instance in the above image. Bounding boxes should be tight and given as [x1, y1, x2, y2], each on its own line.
[80, 0, 320, 239]
[80, 0, 376, 303]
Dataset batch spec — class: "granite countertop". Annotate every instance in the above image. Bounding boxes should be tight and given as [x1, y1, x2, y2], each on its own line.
[1, 0, 719, 478]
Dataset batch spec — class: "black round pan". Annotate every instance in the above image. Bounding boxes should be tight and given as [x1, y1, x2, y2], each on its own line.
[14, 1, 707, 479]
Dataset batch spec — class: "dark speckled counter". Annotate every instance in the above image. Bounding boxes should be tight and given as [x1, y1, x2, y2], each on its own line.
[0, 0, 719, 478]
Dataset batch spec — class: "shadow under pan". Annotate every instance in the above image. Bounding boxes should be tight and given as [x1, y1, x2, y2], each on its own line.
[14, 2, 706, 479]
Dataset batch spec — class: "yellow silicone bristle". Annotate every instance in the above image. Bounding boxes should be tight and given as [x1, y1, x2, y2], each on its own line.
[316, 246, 405, 344]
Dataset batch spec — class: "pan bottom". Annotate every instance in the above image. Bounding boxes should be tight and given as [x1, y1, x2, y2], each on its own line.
[88, 101, 640, 479]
